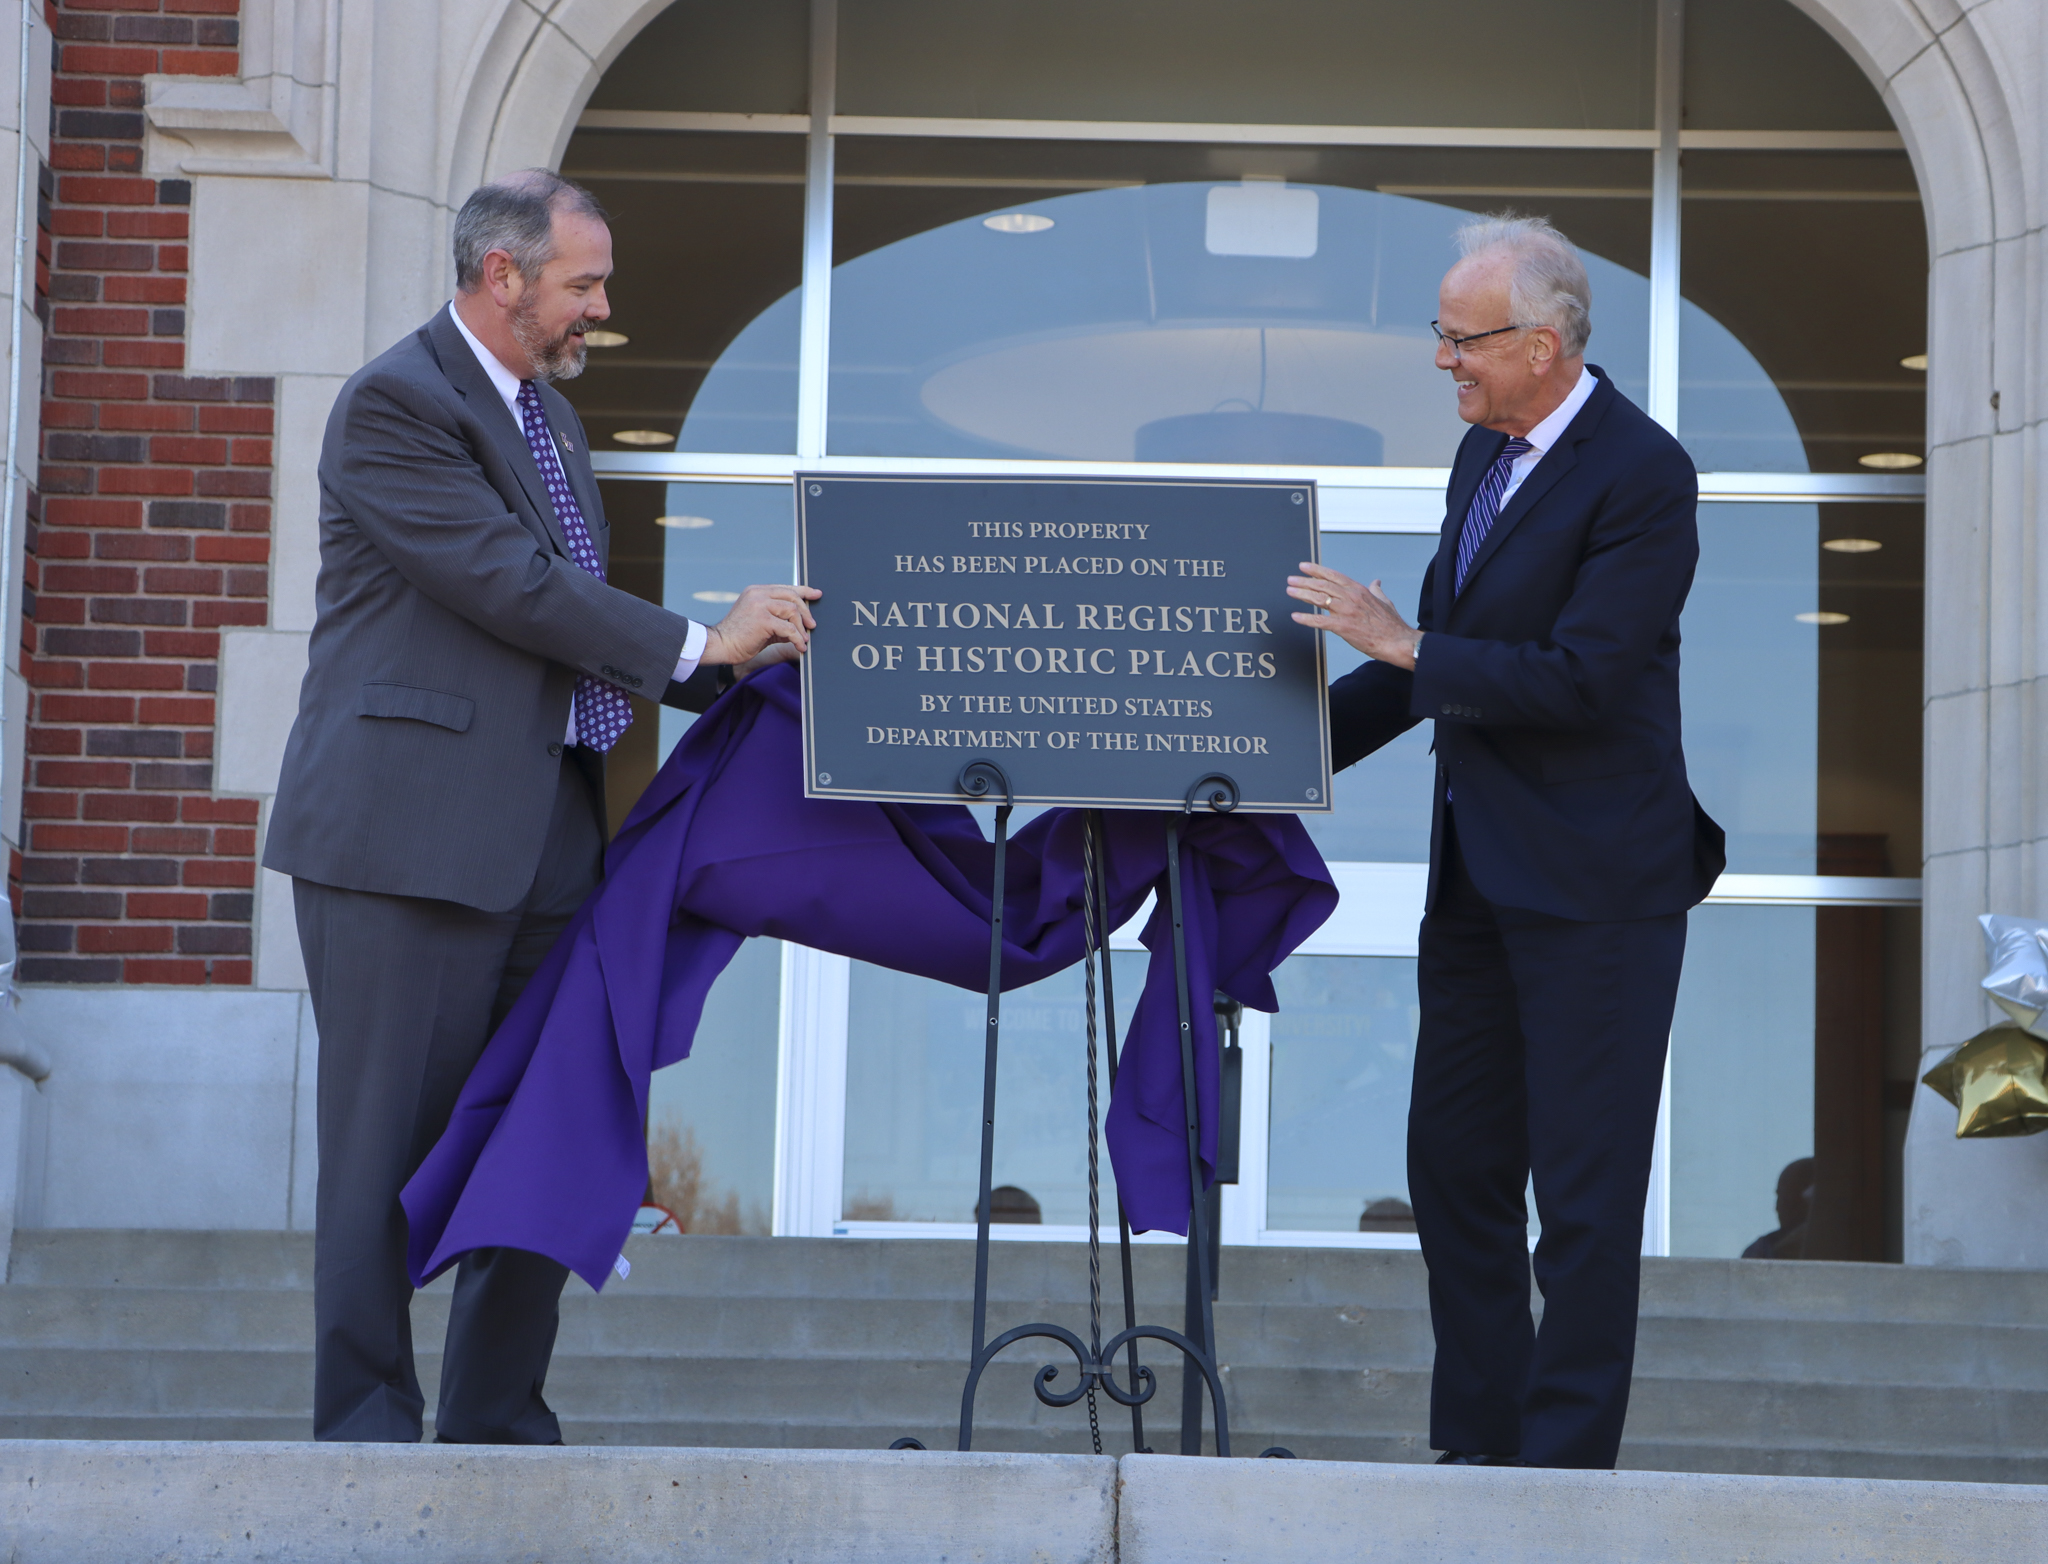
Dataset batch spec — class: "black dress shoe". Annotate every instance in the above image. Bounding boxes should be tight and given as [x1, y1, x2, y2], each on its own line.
[1435, 1451, 1529, 1466]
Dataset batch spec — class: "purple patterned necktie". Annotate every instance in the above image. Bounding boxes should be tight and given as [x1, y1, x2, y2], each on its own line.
[516, 380, 634, 753]
[1453, 436, 1535, 594]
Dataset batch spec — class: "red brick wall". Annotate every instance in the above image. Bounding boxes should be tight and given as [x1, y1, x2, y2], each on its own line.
[16, 0, 272, 986]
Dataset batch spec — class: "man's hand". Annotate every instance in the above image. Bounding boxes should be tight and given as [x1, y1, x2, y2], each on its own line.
[700, 583, 822, 666]
[1287, 562, 1423, 671]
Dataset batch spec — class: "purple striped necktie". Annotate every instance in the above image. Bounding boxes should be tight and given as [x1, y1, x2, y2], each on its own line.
[1453, 436, 1535, 594]
[516, 380, 634, 753]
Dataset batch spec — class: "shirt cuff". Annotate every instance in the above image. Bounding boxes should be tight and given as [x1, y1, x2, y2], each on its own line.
[673, 619, 709, 683]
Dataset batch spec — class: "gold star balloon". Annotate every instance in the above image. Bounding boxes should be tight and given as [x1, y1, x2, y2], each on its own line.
[1922, 1025, 2048, 1138]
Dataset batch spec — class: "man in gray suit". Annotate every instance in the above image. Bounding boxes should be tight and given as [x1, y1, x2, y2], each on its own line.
[265, 170, 818, 1444]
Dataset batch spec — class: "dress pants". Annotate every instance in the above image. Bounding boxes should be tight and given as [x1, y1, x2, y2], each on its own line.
[1409, 810, 1685, 1469]
[295, 751, 604, 1443]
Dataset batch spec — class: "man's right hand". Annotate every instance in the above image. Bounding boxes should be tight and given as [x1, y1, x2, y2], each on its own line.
[700, 583, 821, 666]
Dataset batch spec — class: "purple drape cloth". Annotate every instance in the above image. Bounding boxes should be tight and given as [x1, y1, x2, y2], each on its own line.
[401, 663, 1337, 1293]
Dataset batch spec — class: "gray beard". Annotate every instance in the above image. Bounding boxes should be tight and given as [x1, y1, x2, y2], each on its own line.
[510, 297, 588, 382]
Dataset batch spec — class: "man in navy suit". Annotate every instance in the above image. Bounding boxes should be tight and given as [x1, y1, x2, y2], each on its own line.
[1288, 216, 1724, 1470]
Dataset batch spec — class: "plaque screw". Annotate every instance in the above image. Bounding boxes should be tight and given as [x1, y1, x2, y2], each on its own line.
[1291, 492, 1305, 504]
[1306, 788, 1318, 800]
[819, 772, 832, 784]
[809, 484, 823, 495]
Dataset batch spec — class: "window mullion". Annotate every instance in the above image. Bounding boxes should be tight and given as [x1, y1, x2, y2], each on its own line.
[1647, 0, 1684, 432]
[796, 0, 837, 460]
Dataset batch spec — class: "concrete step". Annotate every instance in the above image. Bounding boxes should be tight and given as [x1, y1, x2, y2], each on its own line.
[6, 1442, 2047, 1564]
[10, 1230, 2048, 1482]
[1228, 1363, 2048, 1459]
[0, 1286, 315, 1349]
[1613, 1439, 2048, 1486]
[12, 1338, 2044, 1476]
[1619, 1372, 2048, 1458]
[0, 1442, 1120, 1564]
[1, 1415, 2033, 1487]
[2, 1348, 315, 1417]
[0, 1415, 312, 1441]
[1119, 1452, 2048, 1563]
[4, 1228, 317, 1290]
[1635, 1254, 2048, 1326]
[1630, 1314, 2048, 1388]
[0, 1285, 1434, 1364]
[20, 1226, 2048, 1329]
[9, 1280, 2047, 1396]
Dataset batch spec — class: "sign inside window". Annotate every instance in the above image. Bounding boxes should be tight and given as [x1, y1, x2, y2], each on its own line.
[796, 473, 1333, 812]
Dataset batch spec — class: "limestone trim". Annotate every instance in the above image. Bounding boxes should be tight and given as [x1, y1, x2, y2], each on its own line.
[1780, 2, 2048, 1263]
[451, 0, 691, 200]
[0, 1020, 51, 1084]
[139, 0, 339, 180]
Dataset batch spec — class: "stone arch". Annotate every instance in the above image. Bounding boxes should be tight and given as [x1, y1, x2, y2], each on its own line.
[1790, 2, 2017, 451]
[447, 0, 684, 208]
[1793, 1, 2017, 243]
[448, 0, 2015, 472]
[453, 2, 2016, 258]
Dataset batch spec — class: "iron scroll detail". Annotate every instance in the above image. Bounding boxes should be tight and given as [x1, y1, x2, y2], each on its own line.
[958, 759, 1015, 808]
[1184, 772, 1240, 815]
[894, 775, 1240, 1459]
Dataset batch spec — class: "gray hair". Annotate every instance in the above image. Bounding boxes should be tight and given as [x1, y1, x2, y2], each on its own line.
[1453, 214, 1592, 357]
[453, 170, 608, 292]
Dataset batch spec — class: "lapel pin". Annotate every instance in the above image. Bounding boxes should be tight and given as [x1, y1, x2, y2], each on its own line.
[559, 434, 576, 453]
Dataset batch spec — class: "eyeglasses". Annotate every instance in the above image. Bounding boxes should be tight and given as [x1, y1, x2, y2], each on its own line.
[1430, 320, 1529, 362]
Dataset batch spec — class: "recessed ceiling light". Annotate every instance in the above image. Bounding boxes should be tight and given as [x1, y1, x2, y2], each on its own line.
[1858, 451, 1923, 470]
[611, 429, 672, 446]
[693, 589, 739, 603]
[582, 330, 629, 348]
[1823, 538, 1882, 553]
[1796, 611, 1851, 625]
[657, 515, 715, 529]
[1900, 353, 1928, 371]
[984, 213, 1054, 234]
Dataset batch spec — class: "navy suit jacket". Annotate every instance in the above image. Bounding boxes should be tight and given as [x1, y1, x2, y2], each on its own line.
[1330, 368, 1726, 922]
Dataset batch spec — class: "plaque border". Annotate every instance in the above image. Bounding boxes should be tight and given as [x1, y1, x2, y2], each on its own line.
[793, 471, 1333, 813]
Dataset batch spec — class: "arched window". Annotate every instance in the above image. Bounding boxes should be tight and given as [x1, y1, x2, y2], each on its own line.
[565, 0, 1924, 1264]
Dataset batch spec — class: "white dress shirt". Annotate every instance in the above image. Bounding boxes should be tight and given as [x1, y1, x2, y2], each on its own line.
[449, 304, 707, 744]
[1496, 363, 1596, 511]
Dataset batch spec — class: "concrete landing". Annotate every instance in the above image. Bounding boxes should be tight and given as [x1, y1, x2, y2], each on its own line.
[0, 1442, 1118, 1564]
[4, 1442, 2043, 1564]
[1119, 1455, 2047, 1563]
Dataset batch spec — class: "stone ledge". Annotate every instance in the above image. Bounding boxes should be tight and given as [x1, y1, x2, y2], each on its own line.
[0, 1441, 1118, 1564]
[5, 1442, 2044, 1564]
[1118, 1454, 2048, 1563]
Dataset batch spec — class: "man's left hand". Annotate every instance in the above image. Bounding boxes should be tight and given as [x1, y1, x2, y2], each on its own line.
[1288, 562, 1423, 671]
[700, 583, 821, 666]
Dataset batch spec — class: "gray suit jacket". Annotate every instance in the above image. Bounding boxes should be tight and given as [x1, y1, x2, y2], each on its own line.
[265, 305, 712, 911]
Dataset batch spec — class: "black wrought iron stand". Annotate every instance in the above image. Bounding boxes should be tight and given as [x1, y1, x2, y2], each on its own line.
[896, 762, 1239, 1456]
[1183, 988, 1241, 1448]
[1163, 773, 1239, 1455]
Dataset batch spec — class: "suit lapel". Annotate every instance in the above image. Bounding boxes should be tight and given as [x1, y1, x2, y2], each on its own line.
[1434, 429, 1502, 627]
[1451, 374, 1613, 604]
[426, 306, 574, 559]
